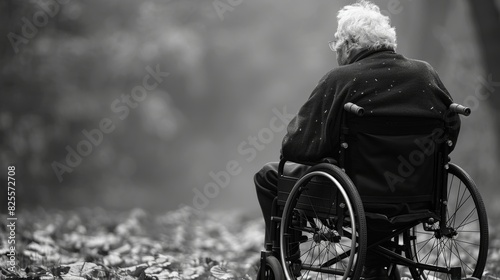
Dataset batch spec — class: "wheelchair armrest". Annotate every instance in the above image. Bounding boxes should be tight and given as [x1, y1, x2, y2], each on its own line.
[321, 157, 338, 165]
[278, 157, 338, 176]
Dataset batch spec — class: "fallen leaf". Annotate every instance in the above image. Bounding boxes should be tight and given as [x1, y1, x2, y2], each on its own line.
[210, 265, 235, 280]
[66, 262, 99, 277]
[61, 276, 87, 280]
[51, 266, 71, 277]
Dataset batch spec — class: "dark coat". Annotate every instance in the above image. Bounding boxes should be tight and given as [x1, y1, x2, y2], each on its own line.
[282, 47, 460, 163]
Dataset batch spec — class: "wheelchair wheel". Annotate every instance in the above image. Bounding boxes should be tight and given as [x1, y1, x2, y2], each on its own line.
[404, 163, 488, 280]
[257, 256, 284, 280]
[279, 163, 367, 280]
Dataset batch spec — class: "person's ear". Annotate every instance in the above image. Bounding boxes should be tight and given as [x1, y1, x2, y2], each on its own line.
[343, 41, 351, 55]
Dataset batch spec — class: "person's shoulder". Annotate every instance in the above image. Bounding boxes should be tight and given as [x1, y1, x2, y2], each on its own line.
[402, 56, 436, 72]
[319, 65, 353, 85]
[318, 69, 335, 84]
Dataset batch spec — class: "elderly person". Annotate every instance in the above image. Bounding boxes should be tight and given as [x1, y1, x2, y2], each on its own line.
[254, 1, 460, 279]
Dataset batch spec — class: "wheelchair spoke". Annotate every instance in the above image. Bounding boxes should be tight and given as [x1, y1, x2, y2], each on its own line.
[442, 236, 457, 268]
[453, 239, 478, 262]
[450, 175, 461, 226]
[447, 179, 465, 227]
[452, 240, 476, 275]
[455, 229, 479, 233]
[309, 244, 322, 279]
[303, 249, 317, 278]
[442, 238, 453, 268]
[429, 239, 446, 280]
[448, 173, 456, 203]
[460, 253, 476, 275]
[313, 244, 327, 272]
[416, 235, 435, 256]
[454, 209, 477, 230]
[319, 242, 336, 276]
[301, 238, 319, 261]
[456, 181, 468, 210]
[305, 191, 323, 229]
[320, 250, 349, 268]
[451, 240, 465, 270]
[446, 173, 455, 227]
[335, 241, 349, 259]
[452, 237, 480, 247]
[300, 209, 350, 274]
[422, 237, 440, 264]
[448, 193, 472, 228]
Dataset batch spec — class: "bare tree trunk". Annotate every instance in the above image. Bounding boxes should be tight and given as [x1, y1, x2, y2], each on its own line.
[468, 0, 500, 159]
[468, 0, 500, 80]
[0, 1, 19, 61]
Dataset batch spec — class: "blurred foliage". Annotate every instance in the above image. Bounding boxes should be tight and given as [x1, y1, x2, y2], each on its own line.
[1, 0, 237, 210]
[0, 0, 499, 215]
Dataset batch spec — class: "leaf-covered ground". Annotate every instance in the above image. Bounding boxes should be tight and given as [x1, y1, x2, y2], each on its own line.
[1, 207, 499, 279]
[1, 207, 263, 280]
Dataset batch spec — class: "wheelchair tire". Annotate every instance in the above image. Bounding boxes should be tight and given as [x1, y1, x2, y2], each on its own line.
[404, 163, 488, 280]
[257, 256, 284, 280]
[279, 163, 367, 280]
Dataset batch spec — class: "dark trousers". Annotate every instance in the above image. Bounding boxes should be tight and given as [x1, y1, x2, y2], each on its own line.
[254, 162, 392, 268]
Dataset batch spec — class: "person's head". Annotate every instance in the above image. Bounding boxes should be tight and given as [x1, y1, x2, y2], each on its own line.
[330, 0, 397, 65]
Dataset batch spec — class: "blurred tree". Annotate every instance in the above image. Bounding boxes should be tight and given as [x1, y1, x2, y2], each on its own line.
[405, 0, 452, 64]
[0, 0, 222, 210]
[468, 0, 500, 161]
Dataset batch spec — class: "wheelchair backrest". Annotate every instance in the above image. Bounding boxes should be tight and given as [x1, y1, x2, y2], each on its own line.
[341, 116, 447, 218]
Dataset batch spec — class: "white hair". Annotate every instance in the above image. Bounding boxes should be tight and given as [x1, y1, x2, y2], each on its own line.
[335, 0, 397, 51]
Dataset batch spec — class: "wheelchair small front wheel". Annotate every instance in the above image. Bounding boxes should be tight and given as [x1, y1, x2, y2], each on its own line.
[257, 256, 284, 280]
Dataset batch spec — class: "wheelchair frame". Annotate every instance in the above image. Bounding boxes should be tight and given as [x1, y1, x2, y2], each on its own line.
[258, 103, 488, 280]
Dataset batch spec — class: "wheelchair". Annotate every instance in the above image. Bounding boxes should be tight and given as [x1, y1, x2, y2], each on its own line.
[258, 102, 489, 280]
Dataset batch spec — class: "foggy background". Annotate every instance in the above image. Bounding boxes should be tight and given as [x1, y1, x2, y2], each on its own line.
[1, 0, 499, 219]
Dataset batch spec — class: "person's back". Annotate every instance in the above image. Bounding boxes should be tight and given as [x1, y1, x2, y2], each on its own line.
[333, 49, 454, 118]
[281, 35, 459, 165]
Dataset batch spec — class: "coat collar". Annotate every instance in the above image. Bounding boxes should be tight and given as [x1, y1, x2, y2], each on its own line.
[347, 47, 396, 64]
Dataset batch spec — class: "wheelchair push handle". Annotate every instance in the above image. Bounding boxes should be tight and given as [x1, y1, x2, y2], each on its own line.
[344, 102, 469, 117]
[344, 102, 365, 116]
[449, 103, 471, 116]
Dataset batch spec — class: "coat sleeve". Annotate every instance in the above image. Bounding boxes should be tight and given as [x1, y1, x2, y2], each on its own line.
[429, 66, 461, 152]
[281, 78, 337, 163]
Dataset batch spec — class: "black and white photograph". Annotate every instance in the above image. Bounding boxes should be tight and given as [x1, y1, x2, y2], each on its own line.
[1, 0, 499, 279]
